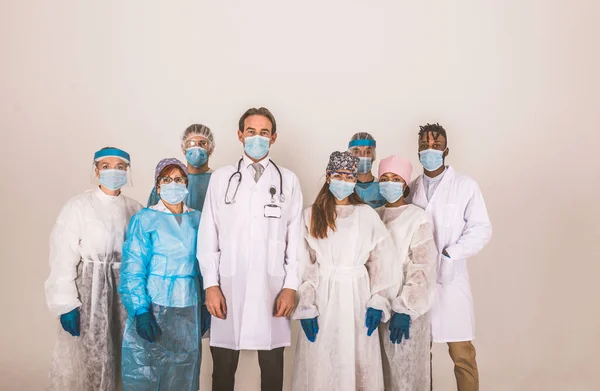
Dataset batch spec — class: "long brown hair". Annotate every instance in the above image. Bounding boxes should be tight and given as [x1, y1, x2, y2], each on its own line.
[309, 178, 364, 239]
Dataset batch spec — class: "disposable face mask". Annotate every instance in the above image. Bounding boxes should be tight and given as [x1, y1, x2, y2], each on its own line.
[419, 149, 445, 171]
[357, 157, 372, 174]
[329, 179, 356, 201]
[379, 181, 404, 204]
[99, 169, 128, 190]
[244, 135, 270, 160]
[160, 183, 189, 205]
[185, 147, 208, 168]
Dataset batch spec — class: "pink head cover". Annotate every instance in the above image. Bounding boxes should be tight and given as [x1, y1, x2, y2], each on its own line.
[378, 155, 413, 183]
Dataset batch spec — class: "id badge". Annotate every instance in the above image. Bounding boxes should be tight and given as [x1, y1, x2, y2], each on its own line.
[264, 204, 282, 219]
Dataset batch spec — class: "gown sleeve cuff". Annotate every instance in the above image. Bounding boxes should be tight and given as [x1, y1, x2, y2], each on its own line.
[292, 305, 319, 320]
[366, 294, 392, 323]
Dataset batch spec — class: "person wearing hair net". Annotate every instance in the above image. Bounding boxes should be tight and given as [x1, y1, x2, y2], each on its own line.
[376, 155, 438, 391]
[408, 123, 492, 391]
[348, 132, 386, 208]
[147, 124, 215, 212]
[45, 147, 142, 391]
[292, 151, 397, 391]
[119, 158, 203, 391]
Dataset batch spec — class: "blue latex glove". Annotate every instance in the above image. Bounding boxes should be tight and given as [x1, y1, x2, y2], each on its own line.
[389, 312, 411, 344]
[300, 317, 319, 342]
[60, 308, 80, 337]
[135, 311, 161, 343]
[201, 305, 211, 337]
[365, 308, 383, 336]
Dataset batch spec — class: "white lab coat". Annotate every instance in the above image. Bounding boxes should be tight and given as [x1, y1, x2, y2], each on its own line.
[197, 155, 303, 350]
[408, 166, 492, 342]
[45, 188, 142, 391]
[292, 205, 397, 391]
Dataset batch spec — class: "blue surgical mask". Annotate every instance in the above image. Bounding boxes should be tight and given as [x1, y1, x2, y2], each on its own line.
[379, 181, 404, 204]
[160, 183, 189, 205]
[244, 136, 270, 160]
[185, 147, 208, 168]
[329, 179, 356, 201]
[99, 169, 128, 190]
[357, 157, 372, 174]
[419, 149, 445, 171]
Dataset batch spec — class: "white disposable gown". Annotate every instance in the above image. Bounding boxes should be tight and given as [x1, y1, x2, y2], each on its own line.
[408, 166, 492, 342]
[45, 188, 142, 391]
[292, 205, 397, 391]
[376, 205, 438, 391]
[197, 156, 303, 350]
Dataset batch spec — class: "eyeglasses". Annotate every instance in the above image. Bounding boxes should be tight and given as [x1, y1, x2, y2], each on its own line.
[158, 176, 188, 185]
[330, 172, 357, 182]
[185, 139, 209, 149]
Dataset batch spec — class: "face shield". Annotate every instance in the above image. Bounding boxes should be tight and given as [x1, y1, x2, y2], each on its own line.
[91, 148, 133, 190]
[348, 139, 376, 174]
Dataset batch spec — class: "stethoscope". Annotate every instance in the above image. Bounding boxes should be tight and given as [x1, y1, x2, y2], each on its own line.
[225, 158, 286, 204]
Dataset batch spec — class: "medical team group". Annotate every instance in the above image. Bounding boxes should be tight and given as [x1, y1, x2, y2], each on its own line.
[44, 107, 492, 391]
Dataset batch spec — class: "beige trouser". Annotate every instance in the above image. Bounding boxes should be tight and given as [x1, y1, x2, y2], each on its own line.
[431, 341, 479, 391]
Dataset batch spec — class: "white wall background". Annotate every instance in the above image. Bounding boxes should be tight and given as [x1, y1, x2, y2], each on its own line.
[1, 1, 599, 390]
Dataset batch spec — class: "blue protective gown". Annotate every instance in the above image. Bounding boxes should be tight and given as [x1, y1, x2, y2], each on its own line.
[147, 172, 212, 211]
[118, 208, 202, 391]
[356, 181, 386, 208]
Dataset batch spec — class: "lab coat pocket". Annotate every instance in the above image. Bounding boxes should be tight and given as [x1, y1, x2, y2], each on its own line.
[437, 255, 458, 284]
[268, 240, 287, 277]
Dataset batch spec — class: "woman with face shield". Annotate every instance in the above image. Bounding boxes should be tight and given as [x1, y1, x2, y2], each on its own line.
[348, 132, 386, 208]
[291, 151, 397, 391]
[119, 158, 203, 391]
[147, 124, 215, 212]
[376, 155, 438, 391]
[45, 147, 143, 391]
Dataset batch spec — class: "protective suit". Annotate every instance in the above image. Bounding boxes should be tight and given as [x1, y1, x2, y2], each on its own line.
[45, 188, 142, 391]
[118, 206, 202, 391]
[356, 181, 386, 208]
[376, 205, 438, 391]
[147, 171, 212, 211]
[408, 166, 492, 342]
[292, 205, 397, 391]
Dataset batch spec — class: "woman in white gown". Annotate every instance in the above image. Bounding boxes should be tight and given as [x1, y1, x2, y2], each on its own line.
[376, 155, 438, 391]
[292, 151, 397, 391]
[45, 147, 142, 390]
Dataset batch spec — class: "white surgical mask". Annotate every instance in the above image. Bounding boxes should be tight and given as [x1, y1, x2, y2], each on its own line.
[419, 149, 445, 171]
[160, 183, 189, 205]
[244, 136, 270, 160]
[379, 181, 404, 204]
[99, 169, 128, 190]
[329, 179, 356, 201]
[357, 157, 372, 174]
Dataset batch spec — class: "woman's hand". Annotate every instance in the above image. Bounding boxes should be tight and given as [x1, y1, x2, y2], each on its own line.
[205, 286, 227, 320]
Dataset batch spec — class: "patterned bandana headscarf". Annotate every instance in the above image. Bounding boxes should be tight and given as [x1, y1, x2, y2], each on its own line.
[154, 158, 188, 181]
[326, 151, 359, 175]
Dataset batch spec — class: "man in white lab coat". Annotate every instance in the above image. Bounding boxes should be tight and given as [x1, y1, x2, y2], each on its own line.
[408, 123, 492, 391]
[197, 107, 303, 391]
